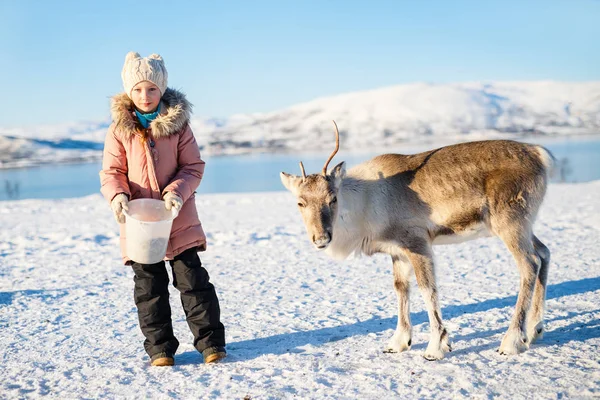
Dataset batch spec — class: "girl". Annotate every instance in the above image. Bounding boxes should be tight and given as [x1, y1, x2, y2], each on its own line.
[100, 52, 226, 367]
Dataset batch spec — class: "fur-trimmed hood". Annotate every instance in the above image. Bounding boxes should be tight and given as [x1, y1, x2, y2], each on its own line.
[110, 88, 193, 138]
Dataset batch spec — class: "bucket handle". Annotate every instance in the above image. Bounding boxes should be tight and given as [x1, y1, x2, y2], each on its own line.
[122, 201, 180, 222]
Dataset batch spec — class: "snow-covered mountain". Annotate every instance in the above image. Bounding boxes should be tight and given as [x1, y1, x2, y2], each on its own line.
[194, 81, 600, 154]
[1, 81, 599, 168]
[0, 121, 109, 168]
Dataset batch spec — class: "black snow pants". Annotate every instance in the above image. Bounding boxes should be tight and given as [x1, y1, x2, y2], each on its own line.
[131, 247, 225, 358]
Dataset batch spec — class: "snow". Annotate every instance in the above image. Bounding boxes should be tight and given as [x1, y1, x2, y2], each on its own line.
[1, 81, 599, 168]
[1, 181, 599, 399]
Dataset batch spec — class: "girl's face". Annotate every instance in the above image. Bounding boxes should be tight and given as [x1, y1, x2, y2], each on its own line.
[130, 81, 161, 113]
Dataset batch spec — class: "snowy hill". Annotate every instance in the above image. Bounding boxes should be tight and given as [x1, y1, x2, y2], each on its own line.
[0, 121, 109, 168]
[1, 81, 599, 168]
[194, 81, 600, 154]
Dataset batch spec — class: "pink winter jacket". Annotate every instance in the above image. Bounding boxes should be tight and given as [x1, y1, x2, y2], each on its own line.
[100, 88, 207, 264]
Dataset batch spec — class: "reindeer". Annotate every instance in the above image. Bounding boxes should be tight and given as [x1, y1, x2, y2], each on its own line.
[280, 121, 553, 360]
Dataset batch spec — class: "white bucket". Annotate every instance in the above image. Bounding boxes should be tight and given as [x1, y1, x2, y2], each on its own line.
[123, 198, 179, 264]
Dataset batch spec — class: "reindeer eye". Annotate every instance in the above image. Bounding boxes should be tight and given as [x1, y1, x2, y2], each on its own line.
[298, 203, 305, 208]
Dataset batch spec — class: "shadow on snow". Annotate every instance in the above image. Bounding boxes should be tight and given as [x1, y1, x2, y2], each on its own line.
[188, 276, 600, 363]
[2, 278, 597, 364]
[0, 289, 69, 307]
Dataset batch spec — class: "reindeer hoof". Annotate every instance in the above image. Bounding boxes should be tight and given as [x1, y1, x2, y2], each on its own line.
[384, 342, 411, 353]
[385, 333, 412, 353]
[423, 350, 445, 361]
[441, 336, 452, 353]
[499, 330, 529, 355]
[527, 322, 545, 344]
[423, 341, 447, 360]
[498, 348, 526, 356]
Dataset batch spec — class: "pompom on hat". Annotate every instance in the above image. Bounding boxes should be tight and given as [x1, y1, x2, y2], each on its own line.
[121, 52, 168, 98]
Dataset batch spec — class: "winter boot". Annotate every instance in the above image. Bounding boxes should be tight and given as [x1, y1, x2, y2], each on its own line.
[151, 352, 175, 367]
[202, 346, 226, 364]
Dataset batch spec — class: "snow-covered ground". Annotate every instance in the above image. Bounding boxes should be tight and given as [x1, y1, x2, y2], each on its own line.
[2, 81, 599, 168]
[1, 181, 599, 399]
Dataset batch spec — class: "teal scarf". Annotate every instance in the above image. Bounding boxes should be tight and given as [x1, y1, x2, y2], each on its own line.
[135, 105, 161, 128]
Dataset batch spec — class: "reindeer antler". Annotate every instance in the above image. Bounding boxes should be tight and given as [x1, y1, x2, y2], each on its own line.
[322, 120, 340, 175]
[299, 161, 307, 179]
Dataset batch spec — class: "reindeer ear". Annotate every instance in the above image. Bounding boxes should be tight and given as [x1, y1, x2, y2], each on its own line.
[330, 161, 346, 189]
[280, 172, 302, 195]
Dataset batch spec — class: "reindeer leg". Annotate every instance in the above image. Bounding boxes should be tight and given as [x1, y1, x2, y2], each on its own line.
[528, 235, 550, 343]
[385, 254, 413, 353]
[497, 230, 541, 355]
[404, 244, 451, 360]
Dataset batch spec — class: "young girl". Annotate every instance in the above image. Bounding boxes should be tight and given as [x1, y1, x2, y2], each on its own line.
[99, 52, 226, 367]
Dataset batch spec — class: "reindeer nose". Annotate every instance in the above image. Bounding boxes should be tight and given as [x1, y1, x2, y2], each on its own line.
[313, 232, 331, 249]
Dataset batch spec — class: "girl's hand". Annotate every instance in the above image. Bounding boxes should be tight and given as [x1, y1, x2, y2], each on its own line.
[163, 192, 183, 212]
[111, 193, 129, 224]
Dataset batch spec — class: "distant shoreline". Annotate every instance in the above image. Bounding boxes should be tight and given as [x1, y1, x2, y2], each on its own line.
[1, 131, 598, 171]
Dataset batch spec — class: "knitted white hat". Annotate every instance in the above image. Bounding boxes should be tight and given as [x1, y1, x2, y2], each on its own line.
[121, 52, 168, 98]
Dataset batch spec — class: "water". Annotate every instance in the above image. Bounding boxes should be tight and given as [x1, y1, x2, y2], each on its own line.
[1, 137, 599, 201]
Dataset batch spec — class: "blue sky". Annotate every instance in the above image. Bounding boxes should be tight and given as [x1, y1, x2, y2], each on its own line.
[1, 0, 598, 127]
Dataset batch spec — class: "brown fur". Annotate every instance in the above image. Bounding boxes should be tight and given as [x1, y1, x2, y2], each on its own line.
[281, 139, 554, 360]
[110, 88, 192, 139]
